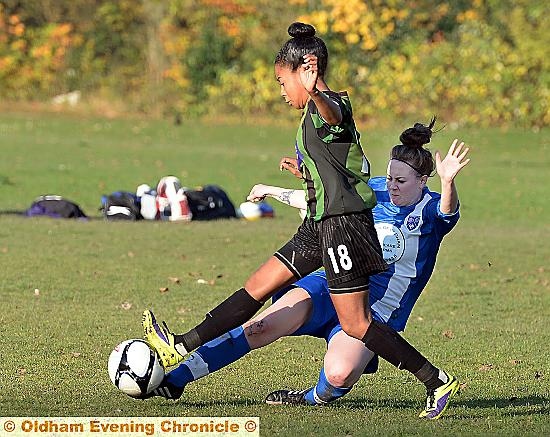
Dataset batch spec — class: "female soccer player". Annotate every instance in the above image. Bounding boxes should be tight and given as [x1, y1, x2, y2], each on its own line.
[142, 23, 458, 416]
[145, 123, 470, 420]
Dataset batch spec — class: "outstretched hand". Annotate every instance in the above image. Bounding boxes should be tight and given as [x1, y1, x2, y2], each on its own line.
[279, 156, 302, 179]
[247, 184, 270, 202]
[300, 54, 319, 94]
[435, 139, 471, 183]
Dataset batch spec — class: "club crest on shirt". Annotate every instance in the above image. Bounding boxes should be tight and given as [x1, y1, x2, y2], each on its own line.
[406, 215, 421, 231]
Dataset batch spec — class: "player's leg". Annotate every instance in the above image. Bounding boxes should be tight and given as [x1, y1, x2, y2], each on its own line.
[323, 213, 459, 418]
[143, 219, 322, 368]
[317, 329, 375, 395]
[267, 328, 375, 406]
[331, 289, 431, 372]
[147, 287, 314, 400]
[243, 287, 313, 349]
[143, 256, 296, 367]
[330, 291, 459, 418]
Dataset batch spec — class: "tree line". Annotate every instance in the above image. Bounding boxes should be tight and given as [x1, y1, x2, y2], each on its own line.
[0, 0, 548, 127]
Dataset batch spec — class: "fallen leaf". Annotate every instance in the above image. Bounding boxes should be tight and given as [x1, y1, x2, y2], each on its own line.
[1, 247, 8, 253]
[469, 263, 480, 270]
[18, 368, 27, 376]
[72, 352, 81, 358]
[197, 279, 208, 285]
[442, 330, 454, 339]
[208, 279, 215, 285]
[168, 277, 180, 284]
[509, 359, 521, 365]
[120, 301, 132, 310]
[34, 288, 40, 296]
[416, 316, 424, 321]
[459, 383, 468, 391]
[479, 364, 494, 371]
[159, 287, 169, 293]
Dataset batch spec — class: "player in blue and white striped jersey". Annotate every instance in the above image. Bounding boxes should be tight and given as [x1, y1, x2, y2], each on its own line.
[368, 171, 459, 333]
[146, 121, 470, 420]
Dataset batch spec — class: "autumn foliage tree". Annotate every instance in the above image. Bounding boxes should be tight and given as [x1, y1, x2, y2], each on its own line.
[0, 0, 547, 126]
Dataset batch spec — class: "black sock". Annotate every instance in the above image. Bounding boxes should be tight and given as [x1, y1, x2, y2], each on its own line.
[415, 362, 447, 391]
[174, 288, 262, 351]
[361, 320, 434, 379]
[174, 329, 201, 353]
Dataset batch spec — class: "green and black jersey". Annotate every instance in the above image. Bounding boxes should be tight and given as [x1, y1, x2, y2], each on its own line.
[295, 90, 376, 221]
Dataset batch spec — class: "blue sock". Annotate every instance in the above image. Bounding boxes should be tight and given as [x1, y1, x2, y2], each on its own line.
[166, 326, 251, 388]
[303, 368, 352, 405]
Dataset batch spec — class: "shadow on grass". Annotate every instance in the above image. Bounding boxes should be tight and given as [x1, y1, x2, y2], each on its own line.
[338, 395, 550, 418]
[0, 210, 24, 215]
[156, 399, 263, 408]
[452, 395, 550, 418]
[157, 395, 548, 414]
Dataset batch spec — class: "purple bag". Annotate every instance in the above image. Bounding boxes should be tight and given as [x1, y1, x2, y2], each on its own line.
[26, 195, 87, 219]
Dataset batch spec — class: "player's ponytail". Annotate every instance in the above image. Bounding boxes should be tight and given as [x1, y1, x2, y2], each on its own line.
[275, 22, 328, 76]
[391, 117, 437, 176]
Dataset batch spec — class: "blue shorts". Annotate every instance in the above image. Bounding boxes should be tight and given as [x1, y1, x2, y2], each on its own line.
[272, 270, 380, 374]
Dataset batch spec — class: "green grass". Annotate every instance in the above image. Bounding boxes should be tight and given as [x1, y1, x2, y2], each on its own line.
[0, 112, 548, 436]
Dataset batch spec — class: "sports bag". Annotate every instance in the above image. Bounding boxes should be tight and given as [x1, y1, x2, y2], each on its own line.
[184, 185, 236, 220]
[25, 195, 87, 219]
[157, 188, 192, 222]
[101, 191, 141, 220]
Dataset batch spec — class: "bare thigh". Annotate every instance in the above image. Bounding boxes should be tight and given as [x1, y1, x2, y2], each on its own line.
[324, 330, 375, 388]
[243, 287, 312, 350]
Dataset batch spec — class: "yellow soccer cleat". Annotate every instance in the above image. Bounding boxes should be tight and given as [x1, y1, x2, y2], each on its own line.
[142, 310, 185, 369]
[419, 372, 460, 419]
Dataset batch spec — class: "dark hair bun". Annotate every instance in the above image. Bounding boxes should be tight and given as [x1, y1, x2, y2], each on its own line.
[398, 117, 436, 148]
[288, 22, 315, 39]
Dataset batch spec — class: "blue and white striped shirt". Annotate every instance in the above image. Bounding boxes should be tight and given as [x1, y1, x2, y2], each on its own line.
[368, 176, 460, 331]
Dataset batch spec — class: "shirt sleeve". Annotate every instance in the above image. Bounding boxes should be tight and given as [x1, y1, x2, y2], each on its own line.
[309, 93, 351, 139]
[426, 197, 460, 237]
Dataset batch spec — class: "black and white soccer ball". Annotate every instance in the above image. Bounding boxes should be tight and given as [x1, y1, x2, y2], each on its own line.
[108, 339, 164, 398]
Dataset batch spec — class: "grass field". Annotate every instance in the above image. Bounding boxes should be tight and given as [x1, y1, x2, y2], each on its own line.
[0, 112, 549, 436]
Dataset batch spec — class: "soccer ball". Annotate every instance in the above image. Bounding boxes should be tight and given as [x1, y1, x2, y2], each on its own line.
[238, 201, 262, 220]
[108, 339, 164, 398]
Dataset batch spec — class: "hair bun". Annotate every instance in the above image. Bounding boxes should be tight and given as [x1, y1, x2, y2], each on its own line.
[288, 22, 316, 39]
[398, 117, 436, 148]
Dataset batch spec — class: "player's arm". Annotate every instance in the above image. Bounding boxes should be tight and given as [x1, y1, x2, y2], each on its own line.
[301, 54, 342, 126]
[435, 139, 471, 214]
[247, 184, 307, 210]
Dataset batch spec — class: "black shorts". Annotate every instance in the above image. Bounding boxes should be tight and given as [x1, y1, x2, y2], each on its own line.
[274, 211, 387, 293]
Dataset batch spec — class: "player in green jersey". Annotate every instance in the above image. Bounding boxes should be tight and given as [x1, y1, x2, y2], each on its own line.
[142, 22, 455, 417]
